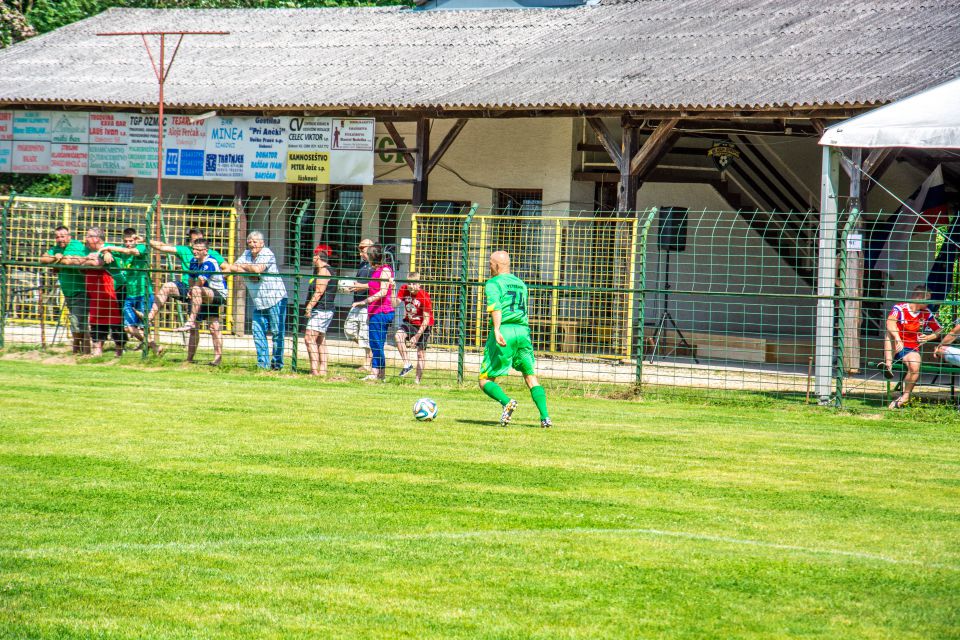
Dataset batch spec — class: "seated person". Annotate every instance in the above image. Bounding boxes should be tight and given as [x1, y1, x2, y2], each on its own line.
[181, 239, 228, 366]
[883, 284, 941, 409]
[934, 318, 960, 366]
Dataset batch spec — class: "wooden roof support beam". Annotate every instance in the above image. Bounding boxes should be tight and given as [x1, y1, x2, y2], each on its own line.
[861, 148, 895, 195]
[383, 121, 416, 173]
[629, 118, 680, 178]
[426, 118, 468, 175]
[586, 117, 622, 169]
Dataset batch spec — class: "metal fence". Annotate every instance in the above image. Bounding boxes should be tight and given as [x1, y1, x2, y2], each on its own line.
[1, 194, 958, 409]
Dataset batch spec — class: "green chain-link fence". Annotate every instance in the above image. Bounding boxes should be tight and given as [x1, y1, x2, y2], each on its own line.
[2, 194, 959, 408]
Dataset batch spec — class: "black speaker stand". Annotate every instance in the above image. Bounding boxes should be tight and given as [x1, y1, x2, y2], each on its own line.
[649, 250, 699, 364]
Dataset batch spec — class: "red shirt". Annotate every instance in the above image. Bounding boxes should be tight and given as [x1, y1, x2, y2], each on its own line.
[889, 302, 941, 350]
[85, 269, 121, 326]
[398, 285, 434, 326]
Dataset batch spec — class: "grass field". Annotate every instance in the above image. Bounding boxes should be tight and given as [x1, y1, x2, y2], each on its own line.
[0, 358, 959, 639]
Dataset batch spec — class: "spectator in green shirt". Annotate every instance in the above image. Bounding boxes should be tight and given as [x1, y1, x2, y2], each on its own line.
[146, 228, 225, 326]
[101, 228, 158, 353]
[39, 225, 90, 354]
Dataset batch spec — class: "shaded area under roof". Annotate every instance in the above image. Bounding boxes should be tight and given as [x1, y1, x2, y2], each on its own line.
[0, 0, 958, 114]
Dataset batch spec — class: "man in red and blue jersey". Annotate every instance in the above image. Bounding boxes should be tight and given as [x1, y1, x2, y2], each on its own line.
[883, 285, 941, 409]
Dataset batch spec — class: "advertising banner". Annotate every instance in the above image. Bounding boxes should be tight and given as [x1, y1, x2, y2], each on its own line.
[203, 116, 246, 180]
[88, 112, 129, 176]
[50, 143, 88, 175]
[286, 117, 331, 184]
[164, 115, 206, 179]
[0, 111, 11, 173]
[127, 114, 161, 178]
[245, 116, 286, 182]
[11, 111, 51, 173]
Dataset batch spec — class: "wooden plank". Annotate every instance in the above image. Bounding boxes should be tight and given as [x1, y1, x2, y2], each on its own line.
[618, 119, 638, 212]
[861, 148, 894, 195]
[629, 118, 680, 178]
[586, 117, 622, 169]
[413, 116, 430, 210]
[373, 178, 416, 185]
[426, 118, 468, 175]
[383, 122, 416, 173]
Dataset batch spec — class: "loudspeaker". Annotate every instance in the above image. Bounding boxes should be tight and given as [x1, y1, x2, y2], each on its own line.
[657, 206, 688, 252]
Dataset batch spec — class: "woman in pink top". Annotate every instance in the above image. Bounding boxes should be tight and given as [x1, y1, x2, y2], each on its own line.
[351, 244, 395, 381]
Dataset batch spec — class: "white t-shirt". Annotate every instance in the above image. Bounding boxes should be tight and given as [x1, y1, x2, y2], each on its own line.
[235, 247, 287, 310]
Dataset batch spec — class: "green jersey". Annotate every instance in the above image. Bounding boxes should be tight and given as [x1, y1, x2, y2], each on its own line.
[484, 273, 529, 327]
[46, 240, 88, 297]
[173, 245, 225, 284]
[112, 244, 152, 297]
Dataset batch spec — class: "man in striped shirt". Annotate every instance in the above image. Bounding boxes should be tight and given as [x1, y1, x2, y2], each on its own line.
[225, 231, 288, 370]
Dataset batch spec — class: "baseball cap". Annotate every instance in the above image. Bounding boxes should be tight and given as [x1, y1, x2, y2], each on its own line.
[313, 243, 334, 258]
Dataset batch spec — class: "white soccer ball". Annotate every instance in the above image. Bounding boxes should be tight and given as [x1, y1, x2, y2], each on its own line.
[413, 397, 439, 422]
[337, 278, 358, 293]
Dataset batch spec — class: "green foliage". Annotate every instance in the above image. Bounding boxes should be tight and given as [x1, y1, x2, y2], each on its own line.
[0, 173, 70, 197]
[0, 1, 36, 47]
[24, 0, 412, 35]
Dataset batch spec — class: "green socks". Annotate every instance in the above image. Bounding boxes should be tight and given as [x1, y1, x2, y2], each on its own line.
[482, 381, 512, 406]
[530, 385, 549, 420]
[483, 382, 549, 420]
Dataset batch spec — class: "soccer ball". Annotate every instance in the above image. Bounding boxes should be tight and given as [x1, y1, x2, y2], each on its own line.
[413, 398, 439, 421]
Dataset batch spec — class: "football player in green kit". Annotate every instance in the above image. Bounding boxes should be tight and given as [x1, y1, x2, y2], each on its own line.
[478, 251, 551, 428]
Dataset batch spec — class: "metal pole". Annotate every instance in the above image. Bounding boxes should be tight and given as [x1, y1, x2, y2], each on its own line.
[0, 192, 15, 350]
[635, 207, 658, 388]
[834, 209, 860, 406]
[816, 146, 840, 404]
[290, 200, 310, 373]
[457, 203, 479, 385]
[143, 196, 158, 359]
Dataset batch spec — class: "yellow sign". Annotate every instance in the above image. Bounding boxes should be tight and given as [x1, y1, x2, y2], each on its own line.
[286, 150, 330, 184]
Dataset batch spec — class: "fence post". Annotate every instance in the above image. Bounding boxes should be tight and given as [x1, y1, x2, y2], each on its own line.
[834, 209, 860, 407]
[634, 207, 658, 389]
[457, 203, 479, 385]
[289, 200, 310, 373]
[143, 196, 159, 360]
[0, 192, 16, 350]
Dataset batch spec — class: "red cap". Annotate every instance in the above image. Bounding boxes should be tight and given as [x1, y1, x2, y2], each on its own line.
[313, 243, 333, 258]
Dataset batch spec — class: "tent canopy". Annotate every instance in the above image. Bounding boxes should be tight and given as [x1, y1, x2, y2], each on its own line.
[819, 77, 960, 149]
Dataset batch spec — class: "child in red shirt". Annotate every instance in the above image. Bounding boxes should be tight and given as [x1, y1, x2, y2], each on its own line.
[394, 272, 434, 384]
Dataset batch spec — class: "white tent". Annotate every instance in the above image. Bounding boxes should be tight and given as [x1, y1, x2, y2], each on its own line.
[814, 76, 960, 403]
[819, 77, 960, 149]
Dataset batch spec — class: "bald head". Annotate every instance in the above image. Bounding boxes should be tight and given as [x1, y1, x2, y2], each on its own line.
[489, 251, 511, 276]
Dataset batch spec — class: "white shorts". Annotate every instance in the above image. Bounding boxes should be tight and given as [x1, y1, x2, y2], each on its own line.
[307, 309, 334, 334]
[942, 346, 960, 367]
[344, 306, 369, 348]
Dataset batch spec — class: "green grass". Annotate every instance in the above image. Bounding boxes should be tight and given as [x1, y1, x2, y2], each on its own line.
[0, 359, 958, 639]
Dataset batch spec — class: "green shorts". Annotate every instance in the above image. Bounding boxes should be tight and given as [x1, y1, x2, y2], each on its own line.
[479, 324, 536, 380]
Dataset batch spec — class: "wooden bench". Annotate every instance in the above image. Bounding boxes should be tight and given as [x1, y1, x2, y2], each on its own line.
[878, 361, 960, 405]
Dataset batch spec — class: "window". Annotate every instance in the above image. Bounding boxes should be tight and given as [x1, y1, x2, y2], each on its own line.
[378, 200, 407, 251]
[325, 187, 364, 270]
[92, 177, 133, 201]
[495, 189, 543, 281]
[285, 184, 317, 267]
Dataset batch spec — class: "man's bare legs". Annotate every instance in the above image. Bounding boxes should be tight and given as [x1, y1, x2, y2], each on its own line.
[148, 282, 181, 323]
[415, 347, 426, 384]
[176, 286, 214, 332]
[208, 318, 223, 366]
[890, 351, 922, 408]
[187, 327, 200, 363]
[305, 329, 328, 376]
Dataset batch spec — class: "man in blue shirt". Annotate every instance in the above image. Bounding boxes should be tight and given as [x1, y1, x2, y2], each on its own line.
[179, 239, 227, 366]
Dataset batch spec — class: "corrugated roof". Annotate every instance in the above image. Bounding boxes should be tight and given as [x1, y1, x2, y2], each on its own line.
[0, 0, 957, 112]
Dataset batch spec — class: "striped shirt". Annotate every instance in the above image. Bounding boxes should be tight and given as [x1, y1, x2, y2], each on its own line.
[235, 247, 287, 310]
